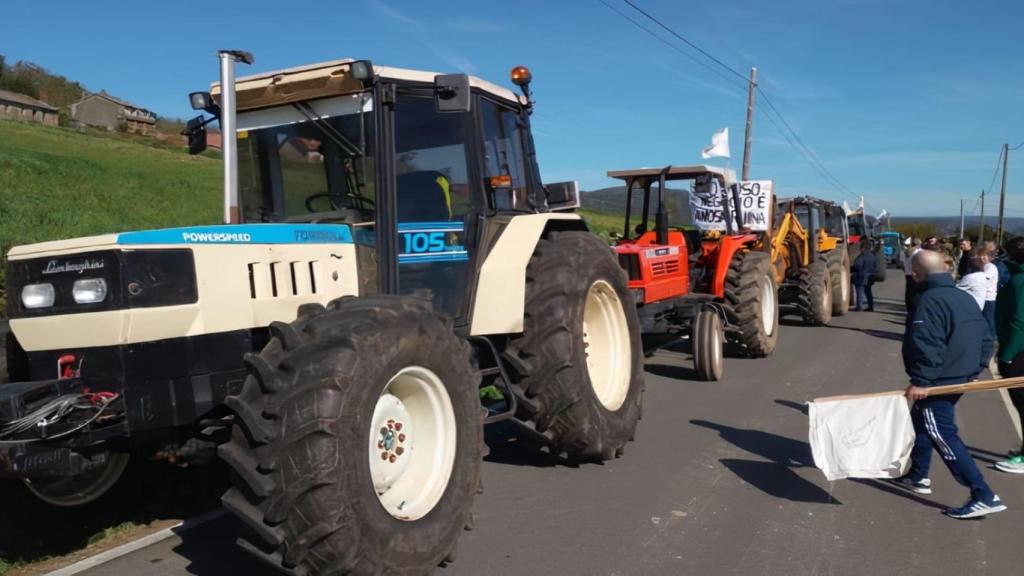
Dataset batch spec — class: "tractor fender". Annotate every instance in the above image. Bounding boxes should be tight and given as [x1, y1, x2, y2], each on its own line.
[469, 213, 586, 336]
[711, 233, 760, 297]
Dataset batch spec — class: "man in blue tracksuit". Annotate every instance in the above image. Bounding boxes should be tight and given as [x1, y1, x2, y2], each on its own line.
[890, 249, 1005, 519]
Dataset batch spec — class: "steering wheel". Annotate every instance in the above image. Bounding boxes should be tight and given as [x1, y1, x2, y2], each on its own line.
[305, 192, 376, 213]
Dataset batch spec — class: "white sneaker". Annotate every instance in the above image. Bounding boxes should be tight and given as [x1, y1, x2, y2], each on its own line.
[995, 457, 1024, 474]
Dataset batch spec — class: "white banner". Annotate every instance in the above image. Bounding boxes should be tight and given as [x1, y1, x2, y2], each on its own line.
[736, 180, 772, 231]
[689, 179, 773, 232]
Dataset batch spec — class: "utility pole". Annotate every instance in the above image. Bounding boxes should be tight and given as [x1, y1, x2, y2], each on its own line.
[979, 189, 986, 243]
[998, 142, 1009, 246]
[741, 67, 757, 181]
[959, 199, 965, 240]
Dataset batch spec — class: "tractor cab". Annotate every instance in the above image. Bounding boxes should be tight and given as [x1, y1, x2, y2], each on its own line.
[183, 58, 583, 321]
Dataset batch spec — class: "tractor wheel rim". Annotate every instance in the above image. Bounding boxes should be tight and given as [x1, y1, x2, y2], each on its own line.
[761, 276, 776, 337]
[369, 366, 456, 521]
[841, 268, 850, 304]
[582, 280, 631, 411]
[712, 319, 722, 369]
[24, 452, 129, 508]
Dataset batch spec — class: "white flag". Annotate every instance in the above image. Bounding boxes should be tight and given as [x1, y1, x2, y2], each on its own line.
[701, 127, 730, 159]
[808, 393, 915, 481]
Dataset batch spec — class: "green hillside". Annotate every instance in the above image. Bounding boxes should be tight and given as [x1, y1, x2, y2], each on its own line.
[0, 120, 221, 313]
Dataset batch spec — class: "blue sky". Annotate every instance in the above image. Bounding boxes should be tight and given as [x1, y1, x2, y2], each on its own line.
[2, 0, 1022, 216]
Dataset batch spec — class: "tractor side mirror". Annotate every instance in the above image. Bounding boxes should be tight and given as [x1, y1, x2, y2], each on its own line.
[545, 180, 580, 211]
[184, 115, 208, 155]
[434, 74, 472, 113]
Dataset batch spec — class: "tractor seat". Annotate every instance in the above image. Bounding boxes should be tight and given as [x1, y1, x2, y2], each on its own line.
[396, 171, 453, 222]
[683, 229, 703, 264]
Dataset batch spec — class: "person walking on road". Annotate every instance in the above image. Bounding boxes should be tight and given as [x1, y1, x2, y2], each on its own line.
[890, 250, 1004, 519]
[905, 238, 923, 311]
[994, 237, 1024, 474]
[851, 240, 878, 311]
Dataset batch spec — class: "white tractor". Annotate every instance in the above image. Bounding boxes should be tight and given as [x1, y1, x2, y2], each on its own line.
[1, 51, 644, 574]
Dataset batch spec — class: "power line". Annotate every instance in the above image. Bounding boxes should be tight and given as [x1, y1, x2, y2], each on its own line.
[603, 0, 865, 211]
[594, 0, 746, 94]
[756, 87, 865, 207]
[984, 146, 1004, 196]
[618, 0, 749, 83]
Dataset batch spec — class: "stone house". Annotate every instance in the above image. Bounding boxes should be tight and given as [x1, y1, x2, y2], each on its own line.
[70, 91, 156, 134]
[0, 89, 59, 126]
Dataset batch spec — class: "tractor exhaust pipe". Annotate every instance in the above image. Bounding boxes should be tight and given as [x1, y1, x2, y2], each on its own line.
[217, 50, 253, 224]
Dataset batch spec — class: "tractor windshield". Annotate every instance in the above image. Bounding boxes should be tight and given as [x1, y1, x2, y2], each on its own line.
[236, 93, 375, 223]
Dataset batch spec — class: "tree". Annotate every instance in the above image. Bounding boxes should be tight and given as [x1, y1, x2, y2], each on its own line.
[0, 54, 6, 79]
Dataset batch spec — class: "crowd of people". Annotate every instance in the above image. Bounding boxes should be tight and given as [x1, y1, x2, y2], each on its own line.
[889, 232, 1024, 519]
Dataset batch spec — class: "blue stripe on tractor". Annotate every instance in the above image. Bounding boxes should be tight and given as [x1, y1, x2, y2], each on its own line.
[398, 252, 469, 264]
[117, 224, 354, 245]
[397, 221, 463, 232]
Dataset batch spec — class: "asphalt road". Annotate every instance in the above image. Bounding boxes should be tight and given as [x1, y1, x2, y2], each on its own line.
[81, 276, 1024, 576]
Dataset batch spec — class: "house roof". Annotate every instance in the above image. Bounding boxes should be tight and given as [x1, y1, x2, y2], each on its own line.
[79, 91, 153, 115]
[0, 89, 58, 112]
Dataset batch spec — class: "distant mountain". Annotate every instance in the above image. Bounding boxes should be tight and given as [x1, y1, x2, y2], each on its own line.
[889, 216, 1024, 237]
[583, 187, 1024, 239]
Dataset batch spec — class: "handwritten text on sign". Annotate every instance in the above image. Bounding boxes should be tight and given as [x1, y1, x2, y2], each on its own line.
[689, 180, 773, 232]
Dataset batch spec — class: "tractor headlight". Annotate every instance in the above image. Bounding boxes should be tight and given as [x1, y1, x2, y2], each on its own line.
[72, 278, 108, 304]
[21, 283, 55, 309]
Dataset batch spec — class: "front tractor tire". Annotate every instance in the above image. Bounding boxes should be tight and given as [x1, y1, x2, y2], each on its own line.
[220, 297, 483, 576]
[724, 250, 779, 357]
[510, 231, 644, 462]
[692, 309, 724, 381]
[827, 249, 851, 317]
[800, 258, 834, 326]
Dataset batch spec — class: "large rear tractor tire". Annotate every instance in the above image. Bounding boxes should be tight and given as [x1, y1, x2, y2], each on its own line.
[219, 296, 483, 576]
[827, 249, 851, 316]
[724, 251, 779, 357]
[692, 309, 724, 381]
[509, 231, 644, 462]
[800, 258, 833, 326]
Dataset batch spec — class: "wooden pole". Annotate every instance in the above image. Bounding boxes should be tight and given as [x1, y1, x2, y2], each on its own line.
[998, 143, 1009, 246]
[813, 376, 1024, 404]
[741, 67, 757, 182]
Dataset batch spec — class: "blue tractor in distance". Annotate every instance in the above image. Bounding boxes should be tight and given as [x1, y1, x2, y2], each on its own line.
[879, 231, 905, 268]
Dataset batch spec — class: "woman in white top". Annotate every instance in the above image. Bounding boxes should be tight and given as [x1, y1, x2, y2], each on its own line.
[956, 251, 987, 309]
[977, 247, 998, 335]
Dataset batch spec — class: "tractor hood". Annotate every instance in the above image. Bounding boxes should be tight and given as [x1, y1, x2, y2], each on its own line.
[6, 224, 362, 353]
[8, 224, 355, 259]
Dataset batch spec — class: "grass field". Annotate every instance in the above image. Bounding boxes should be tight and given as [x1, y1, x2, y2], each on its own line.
[0, 119, 222, 313]
[578, 208, 623, 241]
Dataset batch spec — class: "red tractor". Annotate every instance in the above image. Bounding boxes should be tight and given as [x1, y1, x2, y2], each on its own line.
[607, 165, 779, 380]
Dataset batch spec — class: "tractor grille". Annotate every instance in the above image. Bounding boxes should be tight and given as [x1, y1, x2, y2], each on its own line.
[650, 260, 680, 278]
[618, 254, 641, 281]
[247, 261, 320, 299]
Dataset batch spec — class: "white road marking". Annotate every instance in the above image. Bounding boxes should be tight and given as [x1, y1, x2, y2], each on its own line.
[44, 508, 227, 576]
